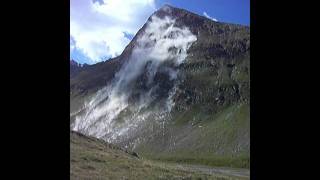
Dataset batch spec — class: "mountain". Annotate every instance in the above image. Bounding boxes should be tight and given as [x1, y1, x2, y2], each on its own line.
[70, 59, 81, 77]
[70, 5, 250, 168]
[70, 60, 90, 78]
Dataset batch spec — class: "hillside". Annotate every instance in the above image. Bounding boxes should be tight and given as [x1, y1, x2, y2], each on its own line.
[71, 131, 249, 179]
[70, 5, 250, 168]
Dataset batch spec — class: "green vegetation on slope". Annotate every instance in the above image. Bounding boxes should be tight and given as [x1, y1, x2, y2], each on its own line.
[136, 103, 250, 168]
[71, 131, 246, 180]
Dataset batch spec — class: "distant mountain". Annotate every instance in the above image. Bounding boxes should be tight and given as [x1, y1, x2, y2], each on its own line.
[70, 59, 90, 78]
[70, 5, 250, 168]
[70, 60, 81, 77]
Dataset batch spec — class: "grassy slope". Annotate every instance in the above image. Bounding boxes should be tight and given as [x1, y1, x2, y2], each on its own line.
[136, 102, 250, 168]
[71, 131, 244, 180]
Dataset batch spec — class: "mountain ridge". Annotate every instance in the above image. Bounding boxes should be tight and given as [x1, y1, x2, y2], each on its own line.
[70, 5, 248, 69]
[70, 5, 249, 97]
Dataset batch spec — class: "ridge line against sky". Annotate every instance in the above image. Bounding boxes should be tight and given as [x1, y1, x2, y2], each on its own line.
[71, 0, 250, 64]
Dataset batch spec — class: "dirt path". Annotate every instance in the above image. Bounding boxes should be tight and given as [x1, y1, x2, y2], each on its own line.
[169, 163, 250, 179]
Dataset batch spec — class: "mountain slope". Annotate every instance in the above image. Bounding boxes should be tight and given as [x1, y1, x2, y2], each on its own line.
[70, 5, 250, 168]
[71, 131, 248, 179]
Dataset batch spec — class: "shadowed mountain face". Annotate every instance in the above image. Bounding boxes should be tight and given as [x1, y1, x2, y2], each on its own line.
[70, 5, 249, 168]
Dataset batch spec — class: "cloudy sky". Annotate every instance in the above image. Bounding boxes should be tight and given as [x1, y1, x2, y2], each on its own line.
[70, 0, 250, 64]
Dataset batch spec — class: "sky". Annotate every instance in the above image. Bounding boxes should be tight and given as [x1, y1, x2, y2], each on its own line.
[70, 0, 250, 64]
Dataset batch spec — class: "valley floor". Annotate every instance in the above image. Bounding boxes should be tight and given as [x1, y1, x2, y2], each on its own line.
[163, 163, 249, 179]
[71, 131, 249, 180]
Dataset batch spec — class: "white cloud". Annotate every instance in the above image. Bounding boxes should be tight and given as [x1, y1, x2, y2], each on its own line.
[203, 11, 218, 22]
[70, 0, 156, 63]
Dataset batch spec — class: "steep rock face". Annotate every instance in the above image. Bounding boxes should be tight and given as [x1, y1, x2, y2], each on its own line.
[70, 57, 123, 113]
[70, 5, 250, 168]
